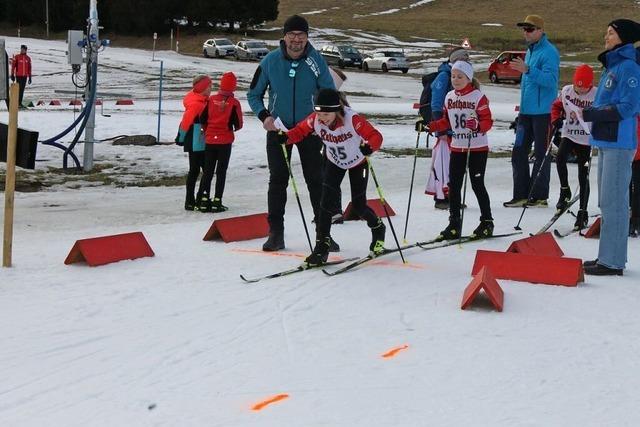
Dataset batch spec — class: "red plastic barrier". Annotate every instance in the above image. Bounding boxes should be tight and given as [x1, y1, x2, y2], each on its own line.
[64, 232, 154, 267]
[461, 266, 503, 312]
[49, 100, 61, 106]
[116, 99, 134, 105]
[36, 100, 46, 106]
[69, 99, 82, 106]
[471, 250, 583, 287]
[583, 217, 601, 238]
[343, 198, 396, 221]
[203, 213, 269, 242]
[507, 232, 564, 257]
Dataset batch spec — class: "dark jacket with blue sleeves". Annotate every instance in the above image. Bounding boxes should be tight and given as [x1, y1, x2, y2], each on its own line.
[519, 34, 560, 115]
[430, 61, 452, 119]
[583, 44, 640, 150]
[247, 40, 335, 129]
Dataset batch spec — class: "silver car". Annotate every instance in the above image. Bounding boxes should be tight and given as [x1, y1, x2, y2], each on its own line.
[234, 40, 270, 61]
[362, 51, 410, 74]
[202, 38, 236, 58]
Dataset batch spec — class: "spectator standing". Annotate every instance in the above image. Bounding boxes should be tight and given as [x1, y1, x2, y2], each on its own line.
[582, 19, 640, 276]
[10, 44, 32, 108]
[247, 15, 336, 251]
[504, 15, 560, 208]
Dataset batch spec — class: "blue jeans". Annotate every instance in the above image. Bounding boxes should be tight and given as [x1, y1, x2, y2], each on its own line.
[596, 147, 635, 269]
[511, 114, 552, 200]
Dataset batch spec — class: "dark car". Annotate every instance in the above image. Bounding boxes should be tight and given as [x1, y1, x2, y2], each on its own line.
[487, 51, 526, 83]
[319, 44, 363, 69]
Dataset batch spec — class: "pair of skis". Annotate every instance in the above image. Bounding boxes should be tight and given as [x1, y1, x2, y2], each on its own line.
[240, 231, 521, 283]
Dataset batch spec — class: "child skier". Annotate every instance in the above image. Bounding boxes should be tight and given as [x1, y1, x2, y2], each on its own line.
[550, 64, 597, 229]
[198, 72, 243, 212]
[176, 75, 211, 210]
[286, 88, 386, 266]
[427, 61, 494, 239]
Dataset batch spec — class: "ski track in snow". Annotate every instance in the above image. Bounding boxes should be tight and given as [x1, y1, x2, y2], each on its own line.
[0, 36, 640, 427]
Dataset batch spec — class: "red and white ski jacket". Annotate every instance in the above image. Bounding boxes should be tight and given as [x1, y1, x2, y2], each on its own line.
[550, 84, 596, 146]
[428, 84, 492, 152]
[287, 107, 383, 170]
[201, 90, 243, 145]
[11, 53, 32, 78]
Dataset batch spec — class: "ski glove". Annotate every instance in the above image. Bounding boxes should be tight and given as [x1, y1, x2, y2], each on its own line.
[359, 143, 373, 156]
[464, 117, 478, 131]
[415, 118, 427, 133]
[552, 118, 563, 130]
[10, 75, 15, 82]
[286, 127, 305, 145]
[28, 77, 32, 85]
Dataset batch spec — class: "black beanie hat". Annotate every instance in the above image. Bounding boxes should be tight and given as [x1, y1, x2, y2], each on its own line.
[608, 19, 640, 45]
[283, 15, 309, 34]
[20, 44, 27, 50]
[314, 88, 341, 112]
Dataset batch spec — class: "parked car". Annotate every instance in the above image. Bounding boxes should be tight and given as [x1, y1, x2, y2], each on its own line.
[202, 38, 236, 58]
[319, 44, 363, 69]
[487, 51, 526, 83]
[235, 40, 270, 61]
[362, 51, 409, 73]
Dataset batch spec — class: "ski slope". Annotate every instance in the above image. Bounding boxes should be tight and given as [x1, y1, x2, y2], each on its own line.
[1, 36, 640, 427]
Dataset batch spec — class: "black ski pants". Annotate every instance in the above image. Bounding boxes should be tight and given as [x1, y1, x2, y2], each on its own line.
[449, 150, 492, 221]
[317, 159, 379, 237]
[556, 138, 591, 210]
[266, 131, 323, 233]
[199, 144, 232, 199]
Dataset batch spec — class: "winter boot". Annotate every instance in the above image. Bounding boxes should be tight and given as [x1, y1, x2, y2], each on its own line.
[369, 219, 386, 255]
[304, 235, 331, 267]
[211, 197, 229, 213]
[196, 193, 213, 212]
[438, 217, 461, 240]
[262, 231, 285, 252]
[472, 219, 494, 239]
[185, 195, 196, 211]
[331, 212, 345, 224]
[630, 217, 640, 237]
[556, 187, 572, 210]
[434, 198, 449, 210]
[574, 209, 589, 230]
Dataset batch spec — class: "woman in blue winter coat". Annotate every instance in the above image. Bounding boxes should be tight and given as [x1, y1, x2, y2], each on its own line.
[582, 19, 640, 276]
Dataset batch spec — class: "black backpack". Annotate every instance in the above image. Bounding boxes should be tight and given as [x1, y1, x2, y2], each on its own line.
[418, 70, 452, 122]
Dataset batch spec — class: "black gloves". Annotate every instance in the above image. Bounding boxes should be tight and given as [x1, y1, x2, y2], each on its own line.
[359, 144, 373, 156]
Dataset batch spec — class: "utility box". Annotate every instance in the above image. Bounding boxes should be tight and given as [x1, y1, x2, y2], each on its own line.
[67, 30, 84, 65]
[0, 39, 7, 100]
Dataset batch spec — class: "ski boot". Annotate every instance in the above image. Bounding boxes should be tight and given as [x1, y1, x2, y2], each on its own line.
[556, 187, 572, 210]
[211, 197, 229, 213]
[196, 193, 213, 212]
[185, 195, 196, 211]
[472, 219, 494, 239]
[438, 217, 461, 241]
[434, 198, 449, 210]
[304, 235, 331, 267]
[574, 209, 589, 230]
[369, 219, 386, 255]
[328, 236, 340, 252]
[262, 231, 285, 252]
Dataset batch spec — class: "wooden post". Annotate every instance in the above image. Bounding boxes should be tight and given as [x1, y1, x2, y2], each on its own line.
[3, 83, 19, 267]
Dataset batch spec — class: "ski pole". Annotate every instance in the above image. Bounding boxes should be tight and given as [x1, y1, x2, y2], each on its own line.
[402, 130, 423, 242]
[281, 142, 313, 252]
[367, 157, 406, 263]
[458, 132, 473, 244]
[514, 123, 558, 231]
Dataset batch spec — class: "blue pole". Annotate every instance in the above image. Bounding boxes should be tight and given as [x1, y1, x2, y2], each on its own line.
[157, 60, 164, 143]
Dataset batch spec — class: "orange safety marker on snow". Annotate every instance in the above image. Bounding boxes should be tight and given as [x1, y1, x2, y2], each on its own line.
[381, 344, 409, 359]
[343, 198, 396, 220]
[251, 393, 289, 411]
[583, 217, 601, 238]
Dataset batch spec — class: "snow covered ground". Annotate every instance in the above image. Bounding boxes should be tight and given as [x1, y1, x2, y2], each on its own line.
[1, 37, 640, 427]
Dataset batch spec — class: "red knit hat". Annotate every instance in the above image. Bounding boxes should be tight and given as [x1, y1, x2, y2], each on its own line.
[573, 64, 594, 88]
[220, 72, 237, 92]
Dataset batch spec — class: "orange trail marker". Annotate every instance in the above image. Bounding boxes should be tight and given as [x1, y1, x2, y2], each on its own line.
[251, 393, 289, 411]
[381, 344, 409, 359]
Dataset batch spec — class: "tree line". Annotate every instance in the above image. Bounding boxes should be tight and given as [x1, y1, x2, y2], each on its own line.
[0, 0, 279, 35]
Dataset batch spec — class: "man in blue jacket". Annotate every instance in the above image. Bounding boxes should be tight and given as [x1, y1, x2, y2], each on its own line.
[247, 15, 336, 251]
[504, 15, 560, 207]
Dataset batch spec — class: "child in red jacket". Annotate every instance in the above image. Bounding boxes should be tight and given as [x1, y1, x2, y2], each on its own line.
[176, 75, 211, 210]
[198, 72, 243, 212]
[428, 61, 494, 240]
[287, 88, 385, 266]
